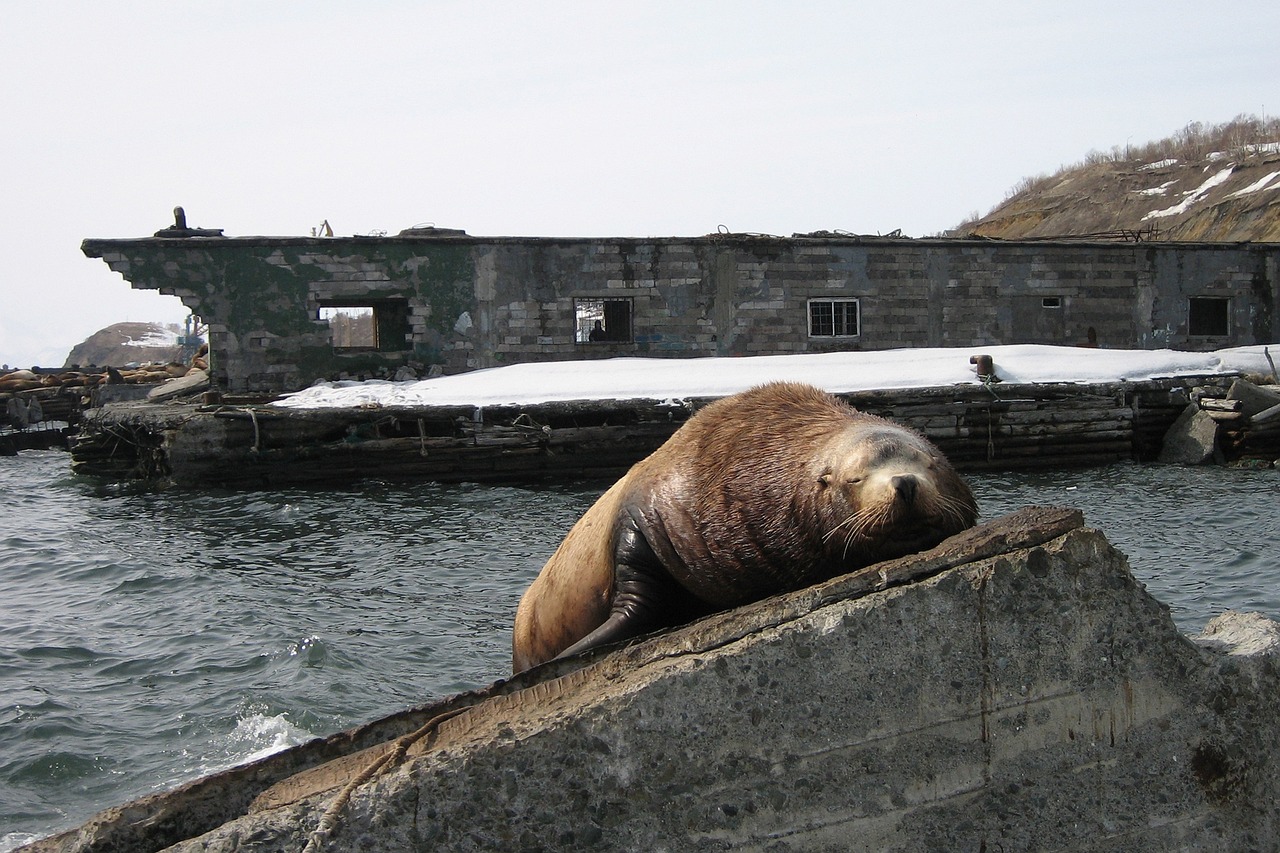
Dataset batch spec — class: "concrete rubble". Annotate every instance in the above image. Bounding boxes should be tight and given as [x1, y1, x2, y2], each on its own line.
[23, 506, 1280, 852]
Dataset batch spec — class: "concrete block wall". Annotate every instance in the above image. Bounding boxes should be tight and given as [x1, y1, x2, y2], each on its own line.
[82, 234, 1279, 394]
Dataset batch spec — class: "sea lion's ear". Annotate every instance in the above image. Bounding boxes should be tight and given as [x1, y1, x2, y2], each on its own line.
[817, 471, 833, 488]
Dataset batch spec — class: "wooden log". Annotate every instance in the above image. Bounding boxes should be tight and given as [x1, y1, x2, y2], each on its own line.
[952, 410, 1132, 428]
[958, 452, 1130, 471]
[1227, 378, 1280, 417]
[1199, 398, 1243, 413]
[1251, 402, 1280, 427]
[966, 419, 1133, 435]
[942, 439, 1134, 461]
[952, 424, 1133, 442]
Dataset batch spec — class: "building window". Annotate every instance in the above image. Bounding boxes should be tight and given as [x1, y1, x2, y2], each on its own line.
[318, 299, 410, 351]
[575, 298, 633, 343]
[808, 298, 860, 337]
[1188, 297, 1229, 337]
[1042, 296, 1062, 309]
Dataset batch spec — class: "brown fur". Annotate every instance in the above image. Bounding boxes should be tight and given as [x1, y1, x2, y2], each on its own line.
[512, 382, 977, 672]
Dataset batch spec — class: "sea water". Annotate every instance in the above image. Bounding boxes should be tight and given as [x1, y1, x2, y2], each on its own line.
[2, 451, 1278, 848]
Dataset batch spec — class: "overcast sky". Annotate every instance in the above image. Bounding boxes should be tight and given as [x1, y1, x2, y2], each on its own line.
[1, 1, 1276, 368]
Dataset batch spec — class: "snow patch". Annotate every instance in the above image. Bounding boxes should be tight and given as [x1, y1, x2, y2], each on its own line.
[1240, 142, 1280, 156]
[1227, 170, 1280, 199]
[1142, 166, 1234, 220]
[1135, 180, 1177, 197]
[1139, 158, 1178, 171]
[126, 325, 181, 349]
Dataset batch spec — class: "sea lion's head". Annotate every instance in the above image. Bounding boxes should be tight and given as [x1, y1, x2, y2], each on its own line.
[815, 422, 977, 566]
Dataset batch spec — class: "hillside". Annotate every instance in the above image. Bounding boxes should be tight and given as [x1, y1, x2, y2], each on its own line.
[63, 321, 184, 368]
[952, 116, 1280, 241]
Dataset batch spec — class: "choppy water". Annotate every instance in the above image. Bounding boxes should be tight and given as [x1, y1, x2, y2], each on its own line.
[2, 451, 1278, 849]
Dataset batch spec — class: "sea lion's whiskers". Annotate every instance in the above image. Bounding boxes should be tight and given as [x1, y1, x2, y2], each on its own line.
[936, 494, 972, 528]
[825, 505, 880, 544]
[822, 515, 854, 544]
[839, 507, 891, 559]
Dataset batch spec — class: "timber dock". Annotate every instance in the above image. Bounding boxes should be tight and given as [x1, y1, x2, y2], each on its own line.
[70, 376, 1228, 488]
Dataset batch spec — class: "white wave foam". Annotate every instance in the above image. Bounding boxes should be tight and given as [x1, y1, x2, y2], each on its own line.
[175, 707, 318, 787]
[225, 709, 316, 766]
[1, 833, 41, 853]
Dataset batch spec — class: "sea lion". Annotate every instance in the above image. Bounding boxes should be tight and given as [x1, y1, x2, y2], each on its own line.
[512, 381, 978, 672]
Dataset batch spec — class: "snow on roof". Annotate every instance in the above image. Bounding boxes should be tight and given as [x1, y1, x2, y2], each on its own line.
[270, 344, 1279, 410]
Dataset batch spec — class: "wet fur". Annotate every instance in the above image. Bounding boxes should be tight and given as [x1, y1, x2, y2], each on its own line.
[512, 382, 977, 672]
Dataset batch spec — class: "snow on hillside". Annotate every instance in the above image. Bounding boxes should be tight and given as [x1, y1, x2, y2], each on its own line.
[272, 344, 1278, 410]
[1228, 171, 1280, 199]
[1143, 166, 1236, 220]
[127, 326, 182, 349]
[961, 118, 1280, 241]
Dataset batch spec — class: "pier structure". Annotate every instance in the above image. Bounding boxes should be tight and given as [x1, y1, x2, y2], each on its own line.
[69, 375, 1225, 487]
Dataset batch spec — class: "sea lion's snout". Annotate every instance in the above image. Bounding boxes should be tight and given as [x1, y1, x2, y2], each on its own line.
[890, 473, 918, 504]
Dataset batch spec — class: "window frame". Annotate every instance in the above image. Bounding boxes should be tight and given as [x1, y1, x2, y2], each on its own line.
[574, 297, 634, 344]
[317, 298, 411, 352]
[1187, 296, 1230, 337]
[807, 297, 861, 338]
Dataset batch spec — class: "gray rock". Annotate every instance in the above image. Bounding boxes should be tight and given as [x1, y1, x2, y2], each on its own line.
[1158, 402, 1221, 464]
[24, 507, 1280, 852]
[147, 368, 210, 402]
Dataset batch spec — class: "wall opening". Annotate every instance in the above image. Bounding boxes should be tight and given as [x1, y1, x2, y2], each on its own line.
[1042, 296, 1062, 309]
[1188, 297, 1229, 337]
[318, 299, 410, 351]
[808, 298, 860, 337]
[575, 298, 633, 343]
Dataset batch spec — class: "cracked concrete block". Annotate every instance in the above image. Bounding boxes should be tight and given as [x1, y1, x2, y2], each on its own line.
[1158, 402, 1221, 464]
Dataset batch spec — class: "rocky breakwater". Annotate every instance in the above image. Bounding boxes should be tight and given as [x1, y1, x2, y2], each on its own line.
[21, 507, 1280, 852]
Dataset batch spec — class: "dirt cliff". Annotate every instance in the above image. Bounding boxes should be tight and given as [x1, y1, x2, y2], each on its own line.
[953, 115, 1280, 241]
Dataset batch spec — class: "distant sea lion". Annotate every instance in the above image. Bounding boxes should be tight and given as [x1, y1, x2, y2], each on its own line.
[512, 381, 978, 672]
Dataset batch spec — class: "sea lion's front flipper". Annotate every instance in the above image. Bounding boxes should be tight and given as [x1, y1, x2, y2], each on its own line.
[554, 521, 698, 661]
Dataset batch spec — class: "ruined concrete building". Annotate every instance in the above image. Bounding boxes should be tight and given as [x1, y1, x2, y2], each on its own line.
[81, 223, 1279, 394]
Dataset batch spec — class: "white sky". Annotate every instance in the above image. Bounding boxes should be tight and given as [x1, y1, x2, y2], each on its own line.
[273, 344, 1279, 409]
[1, 1, 1277, 369]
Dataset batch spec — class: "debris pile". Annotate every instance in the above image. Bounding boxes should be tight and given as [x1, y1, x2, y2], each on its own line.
[1160, 375, 1280, 466]
[1, 344, 212, 453]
